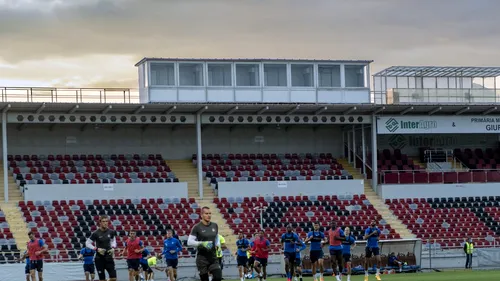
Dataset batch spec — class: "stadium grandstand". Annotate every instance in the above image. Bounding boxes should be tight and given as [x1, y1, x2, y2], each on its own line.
[0, 59, 500, 281]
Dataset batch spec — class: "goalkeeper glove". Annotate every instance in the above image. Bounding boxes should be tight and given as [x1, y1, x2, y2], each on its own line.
[200, 241, 214, 249]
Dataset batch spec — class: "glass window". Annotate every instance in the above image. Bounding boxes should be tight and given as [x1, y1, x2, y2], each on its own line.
[179, 63, 204, 86]
[150, 63, 175, 86]
[318, 65, 341, 87]
[236, 64, 260, 86]
[208, 64, 232, 86]
[291, 64, 314, 87]
[345, 65, 365, 87]
[264, 64, 287, 87]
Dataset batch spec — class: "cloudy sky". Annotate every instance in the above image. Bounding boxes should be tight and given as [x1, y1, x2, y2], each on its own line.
[0, 0, 499, 88]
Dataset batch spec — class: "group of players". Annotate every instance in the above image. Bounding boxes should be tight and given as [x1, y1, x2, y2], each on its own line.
[18, 206, 383, 281]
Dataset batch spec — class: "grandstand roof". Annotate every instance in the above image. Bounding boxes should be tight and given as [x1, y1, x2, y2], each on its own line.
[134, 57, 373, 66]
[2, 102, 500, 116]
[374, 66, 500, 78]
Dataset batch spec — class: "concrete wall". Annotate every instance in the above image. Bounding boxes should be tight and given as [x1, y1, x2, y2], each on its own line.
[217, 180, 364, 198]
[5, 124, 342, 160]
[24, 182, 188, 201]
[379, 183, 500, 199]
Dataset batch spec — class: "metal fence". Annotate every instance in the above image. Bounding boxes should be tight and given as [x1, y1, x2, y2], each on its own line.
[0, 87, 140, 103]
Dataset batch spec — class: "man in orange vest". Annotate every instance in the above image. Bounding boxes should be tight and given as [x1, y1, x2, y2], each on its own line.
[327, 221, 346, 281]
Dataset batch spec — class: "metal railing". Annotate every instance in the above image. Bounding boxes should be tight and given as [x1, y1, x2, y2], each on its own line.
[380, 169, 500, 184]
[0, 87, 140, 103]
[372, 88, 500, 104]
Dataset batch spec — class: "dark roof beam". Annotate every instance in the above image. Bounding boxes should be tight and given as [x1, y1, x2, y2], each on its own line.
[132, 105, 145, 114]
[101, 105, 112, 114]
[483, 107, 497, 115]
[455, 107, 470, 116]
[197, 106, 208, 115]
[286, 105, 300, 115]
[428, 107, 442, 116]
[68, 105, 79, 114]
[256, 106, 269, 115]
[163, 106, 177, 115]
[225, 106, 239, 115]
[314, 106, 328, 115]
[343, 106, 357, 115]
[400, 106, 414, 115]
[35, 103, 46, 114]
[373, 106, 385, 115]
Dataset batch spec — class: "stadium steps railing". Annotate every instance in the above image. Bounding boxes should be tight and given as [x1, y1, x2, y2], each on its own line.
[0, 161, 29, 251]
[338, 158, 415, 239]
[196, 198, 238, 255]
[166, 159, 215, 199]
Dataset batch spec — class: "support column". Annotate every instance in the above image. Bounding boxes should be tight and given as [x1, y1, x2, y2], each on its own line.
[361, 124, 366, 176]
[352, 125, 356, 168]
[196, 113, 203, 199]
[2, 112, 8, 203]
[347, 130, 352, 163]
[342, 131, 346, 158]
[371, 115, 378, 191]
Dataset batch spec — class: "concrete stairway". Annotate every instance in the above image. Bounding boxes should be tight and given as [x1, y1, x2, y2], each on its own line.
[197, 198, 238, 255]
[339, 159, 415, 239]
[165, 159, 215, 199]
[166, 159, 238, 253]
[0, 162, 29, 251]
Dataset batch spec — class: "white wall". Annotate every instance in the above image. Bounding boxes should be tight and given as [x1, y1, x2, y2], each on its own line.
[218, 180, 364, 198]
[6, 124, 342, 159]
[24, 182, 188, 201]
[379, 183, 500, 199]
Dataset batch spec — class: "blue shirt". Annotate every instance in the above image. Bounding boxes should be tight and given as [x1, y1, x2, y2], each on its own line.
[236, 238, 250, 257]
[388, 256, 399, 266]
[140, 248, 150, 264]
[295, 240, 307, 259]
[163, 237, 183, 260]
[80, 248, 95, 265]
[365, 227, 381, 248]
[281, 232, 300, 253]
[341, 235, 356, 255]
[307, 231, 325, 251]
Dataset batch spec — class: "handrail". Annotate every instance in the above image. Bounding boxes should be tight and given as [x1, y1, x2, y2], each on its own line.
[379, 168, 500, 184]
[0, 87, 140, 103]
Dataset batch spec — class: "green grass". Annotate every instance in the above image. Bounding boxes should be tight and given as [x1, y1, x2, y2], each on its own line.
[225, 270, 500, 281]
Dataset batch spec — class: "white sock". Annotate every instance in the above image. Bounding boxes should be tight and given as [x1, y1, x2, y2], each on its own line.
[376, 268, 380, 274]
[365, 270, 369, 276]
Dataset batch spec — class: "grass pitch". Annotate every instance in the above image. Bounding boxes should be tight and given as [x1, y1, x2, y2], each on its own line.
[225, 270, 500, 281]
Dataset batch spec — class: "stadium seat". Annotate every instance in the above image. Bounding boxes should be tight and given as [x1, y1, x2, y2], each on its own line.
[18, 197, 196, 262]
[0, 207, 20, 263]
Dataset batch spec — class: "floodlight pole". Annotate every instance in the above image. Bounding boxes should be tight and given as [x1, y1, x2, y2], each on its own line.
[2, 112, 7, 203]
[254, 207, 264, 230]
[196, 113, 203, 199]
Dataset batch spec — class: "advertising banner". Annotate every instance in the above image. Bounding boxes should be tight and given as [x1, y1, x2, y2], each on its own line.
[377, 116, 500, 134]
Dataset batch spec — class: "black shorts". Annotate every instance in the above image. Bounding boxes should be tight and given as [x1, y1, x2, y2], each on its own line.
[84, 264, 96, 274]
[237, 255, 248, 267]
[141, 262, 153, 273]
[329, 249, 343, 260]
[365, 247, 380, 258]
[310, 250, 324, 263]
[343, 254, 351, 263]
[30, 260, 43, 272]
[219, 257, 224, 270]
[295, 257, 301, 266]
[248, 256, 255, 267]
[255, 257, 268, 267]
[127, 259, 141, 271]
[166, 258, 179, 269]
[25, 264, 30, 274]
[95, 254, 117, 280]
[196, 254, 220, 275]
[284, 252, 295, 262]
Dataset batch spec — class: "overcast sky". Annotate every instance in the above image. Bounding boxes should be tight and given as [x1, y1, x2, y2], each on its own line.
[0, 0, 499, 88]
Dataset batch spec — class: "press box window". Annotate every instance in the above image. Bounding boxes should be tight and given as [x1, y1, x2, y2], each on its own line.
[291, 64, 314, 87]
[264, 64, 287, 87]
[208, 64, 232, 86]
[345, 65, 365, 87]
[179, 63, 204, 86]
[236, 64, 260, 86]
[150, 63, 175, 86]
[318, 65, 341, 87]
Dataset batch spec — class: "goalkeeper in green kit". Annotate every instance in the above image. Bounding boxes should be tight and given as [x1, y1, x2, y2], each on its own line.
[188, 206, 222, 281]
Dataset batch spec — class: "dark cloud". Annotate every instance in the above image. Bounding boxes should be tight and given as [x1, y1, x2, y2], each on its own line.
[0, 0, 499, 86]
